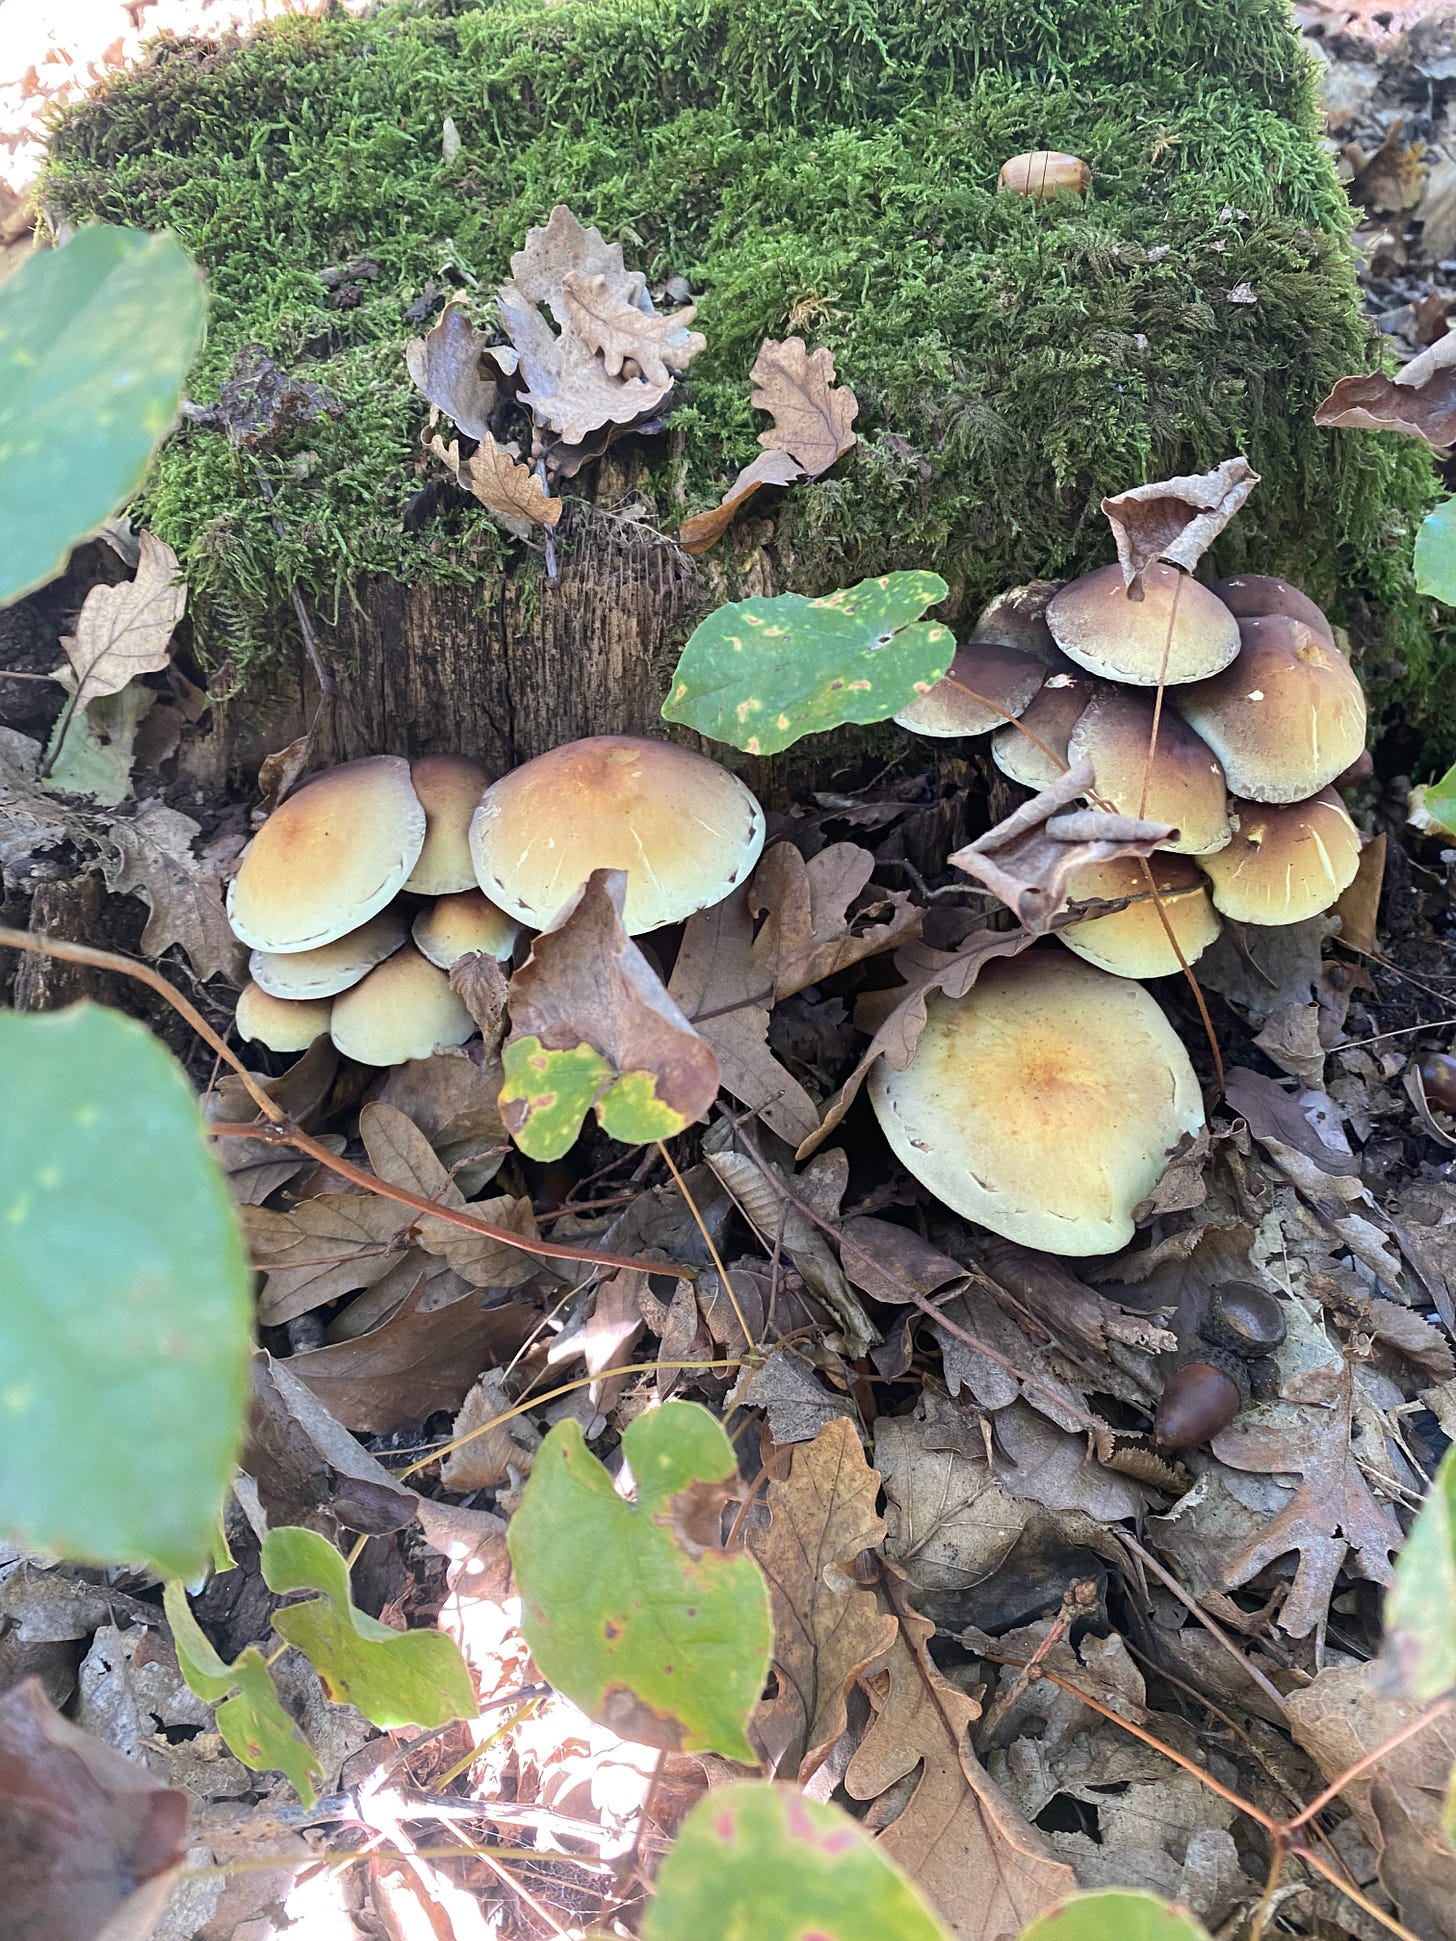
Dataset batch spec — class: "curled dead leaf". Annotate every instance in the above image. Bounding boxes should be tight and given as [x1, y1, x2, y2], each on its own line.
[58, 531, 184, 712]
[677, 449, 804, 556]
[750, 335, 859, 477]
[560, 270, 705, 388]
[1315, 328, 1456, 448]
[429, 431, 561, 536]
[405, 300, 501, 442]
[1100, 456, 1260, 596]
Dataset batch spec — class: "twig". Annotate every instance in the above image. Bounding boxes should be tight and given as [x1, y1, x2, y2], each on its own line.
[1114, 1530, 1289, 1719]
[657, 1138, 754, 1349]
[979, 1578, 1098, 1741]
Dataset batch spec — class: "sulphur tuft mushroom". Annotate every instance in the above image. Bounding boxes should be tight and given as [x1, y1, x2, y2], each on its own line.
[1068, 691, 1231, 855]
[413, 889, 520, 969]
[1206, 572, 1337, 647]
[1058, 854, 1222, 979]
[894, 640, 1047, 738]
[235, 981, 333, 1052]
[469, 734, 765, 935]
[329, 943, 476, 1066]
[868, 952, 1205, 1255]
[249, 909, 408, 1001]
[404, 754, 494, 895]
[1197, 789, 1361, 925]
[990, 668, 1101, 790]
[1047, 562, 1240, 686]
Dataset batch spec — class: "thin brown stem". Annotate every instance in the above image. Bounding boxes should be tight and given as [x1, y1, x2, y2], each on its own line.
[657, 1138, 753, 1348]
[1134, 856, 1225, 1096]
[1291, 1839, 1422, 1941]
[1115, 1530, 1289, 1719]
[941, 675, 1068, 771]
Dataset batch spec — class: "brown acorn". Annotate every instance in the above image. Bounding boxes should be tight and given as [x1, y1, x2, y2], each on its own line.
[998, 152, 1091, 199]
[1418, 1052, 1456, 1115]
[1153, 1360, 1245, 1450]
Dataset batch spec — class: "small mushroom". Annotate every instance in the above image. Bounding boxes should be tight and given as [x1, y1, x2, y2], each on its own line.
[868, 952, 1205, 1256]
[1047, 563, 1241, 686]
[969, 580, 1065, 662]
[1058, 853, 1221, 980]
[413, 889, 520, 969]
[1068, 691, 1232, 854]
[249, 908, 408, 1000]
[469, 734, 766, 935]
[991, 668, 1100, 789]
[1206, 573, 1336, 649]
[1197, 789, 1360, 925]
[235, 981, 332, 1052]
[1154, 1358, 1245, 1449]
[404, 754, 493, 895]
[227, 756, 426, 953]
[329, 944, 475, 1065]
[893, 640, 1047, 738]
[1172, 614, 1367, 803]
[998, 152, 1091, 198]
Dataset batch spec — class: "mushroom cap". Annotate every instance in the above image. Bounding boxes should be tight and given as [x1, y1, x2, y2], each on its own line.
[1197, 789, 1361, 925]
[404, 754, 493, 895]
[1047, 562, 1241, 685]
[235, 981, 332, 1052]
[1172, 615, 1367, 803]
[227, 756, 426, 953]
[969, 580, 1065, 663]
[991, 669, 1099, 789]
[1057, 854, 1222, 979]
[413, 890, 520, 969]
[1068, 691, 1232, 855]
[868, 952, 1204, 1256]
[893, 640, 1046, 738]
[249, 909, 408, 1000]
[329, 944, 476, 1066]
[1206, 573, 1336, 648]
[469, 734, 766, 935]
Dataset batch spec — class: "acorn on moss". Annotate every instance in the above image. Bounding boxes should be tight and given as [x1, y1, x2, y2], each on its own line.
[998, 151, 1091, 197]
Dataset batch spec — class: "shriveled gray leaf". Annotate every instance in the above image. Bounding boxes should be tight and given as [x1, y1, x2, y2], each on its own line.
[99, 800, 246, 983]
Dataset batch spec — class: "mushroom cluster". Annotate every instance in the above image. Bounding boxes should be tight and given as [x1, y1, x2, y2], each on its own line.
[227, 737, 767, 1066]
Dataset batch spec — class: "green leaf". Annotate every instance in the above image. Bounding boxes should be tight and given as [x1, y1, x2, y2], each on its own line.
[0, 225, 206, 608]
[596, 1067, 687, 1143]
[507, 1401, 772, 1761]
[642, 1782, 951, 1941]
[1411, 762, 1456, 841]
[1385, 1445, 1456, 1700]
[261, 1525, 478, 1730]
[662, 571, 954, 755]
[1017, 1891, 1213, 1941]
[499, 1036, 615, 1159]
[163, 1581, 322, 1806]
[0, 1004, 252, 1578]
[1416, 497, 1456, 607]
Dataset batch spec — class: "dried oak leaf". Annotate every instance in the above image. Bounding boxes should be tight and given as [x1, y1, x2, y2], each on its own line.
[243, 1194, 414, 1326]
[507, 203, 650, 317]
[499, 284, 673, 448]
[844, 1587, 1076, 1938]
[559, 269, 705, 388]
[948, 755, 1174, 930]
[747, 1418, 898, 1782]
[1315, 328, 1456, 448]
[59, 531, 184, 712]
[0, 1677, 188, 1941]
[429, 431, 561, 537]
[375, 1046, 509, 1195]
[405, 300, 500, 441]
[450, 949, 509, 1049]
[412, 1192, 544, 1288]
[750, 840, 922, 1000]
[99, 800, 246, 983]
[1211, 1359, 1404, 1637]
[1100, 456, 1259, 595]
[677, 450, 804, 556]
[751, 335, 859, 475]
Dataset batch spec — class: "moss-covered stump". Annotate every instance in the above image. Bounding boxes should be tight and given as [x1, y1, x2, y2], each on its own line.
[44, 0, 1449, 780]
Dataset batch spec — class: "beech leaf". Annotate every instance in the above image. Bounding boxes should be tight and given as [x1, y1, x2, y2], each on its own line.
[751, 336, 859, 476]
[405, 300, 500, 440]
[560, 269, 705, 388]
[429, 430, 561, 535]
[1100, 457, 1259, 594]
[59, 531, 184, 710]
[1315, 329, 1456, 448]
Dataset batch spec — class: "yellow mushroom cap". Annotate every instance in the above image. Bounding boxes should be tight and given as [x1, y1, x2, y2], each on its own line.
[869, 953, 1204, 1256]
[991, 669, 1100, 789]
[227, 756, 426, 953]
[1047, 562, 1240, 685]
[469, 734, 766, 935]
[404, 754, 493, 895]
[1068, 691, 1231, 855]
[235, 982, 332, 1052]
[249, 909, 408, 1000]
[1057, 854, 1222, 979]
[1206, 573, 1336, 648]
[329, 944, 476, 1066]
[412, 890, 520, 969]
[893, 640, 1046, 738]
[1198, 789, 1361, 925]
[1172, 615, 1367, 804]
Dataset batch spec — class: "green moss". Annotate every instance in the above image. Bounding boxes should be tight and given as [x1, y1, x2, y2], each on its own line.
[43, 0, 1448, 748]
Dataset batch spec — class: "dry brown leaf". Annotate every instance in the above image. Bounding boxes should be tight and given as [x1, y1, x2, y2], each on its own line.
[876, 1401, 1033, 1593]
[1212, 1358, 1404, 1636]
[750, 336, 859, 476]
[99, 801, 246, 983]
[747, 1419, 898, 1781]
[1315, 328, 1456, 447]
[413, 1192, 544, 1288]
[450, 950, 509, 1048]
[840, 1218, 964, 1305]
[0, 726, 69, 871]
[749, 841, 923, 999]
[441, 1369, 541, 1493]
[430, 431, 561, 536]
[845, 1589, 1076, 1938]
[559, 270, 705, 388]
[676, 449, 804, 556]
[405, 299, 500, 440]
[499, 283, 674, 447]
[284, 1276, 537, 1434]
[507, 203, 649, 318]
[256, 732, 313, 813]
[375, 1047, 509, 1196]
[948, 756, 1175, 929]
[358, 1100, 465, 1207]
[1333, 832, 1385, 956]
[59, 531, 185, 710]
[243, 1194, 414, 1326]
[245, 1351, 420, 1536]
[1100, 456, 1259, 594]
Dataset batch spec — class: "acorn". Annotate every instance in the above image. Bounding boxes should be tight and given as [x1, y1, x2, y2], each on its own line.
[1203, 1283, 1286, 1358]
[1418, 1053, 1456, 1115]
[998, 152, 1091, 199]
[1154, 1356, 1246, 1450]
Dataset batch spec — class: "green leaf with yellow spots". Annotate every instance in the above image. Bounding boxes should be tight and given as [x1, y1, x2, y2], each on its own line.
[499, 1035, 615, 1160]
[508, 1402, 773, 1761]
[0, 1003, 251, 1577]
[661, 571, 953, 754]
[0, 225, 206, 608]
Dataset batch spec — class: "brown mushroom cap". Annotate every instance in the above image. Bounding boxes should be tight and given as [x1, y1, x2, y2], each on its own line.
[469, 734, 766, 935]
[868, 952, 1204, 1256]
[893, 640, 1046, 738]
[412, 890, 520, 969]
[991, 669, 1099, 789]
[1067, 692, 1232, 855]
[328, 943, 476, 1065]
[250, 909, 408, 1000]
[1206, 573, 1336, 648]
[1047, 562, 1240, 685]
[969, 580, 1065, 663]
[1057, 854, 1222, 979]
[404, 754, 493, 895]
[1197, 789, 1361, 925]
[235, 982, 332, 1052]
[227, 756, 426, 954]
[1172, 615, 1367, 804]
